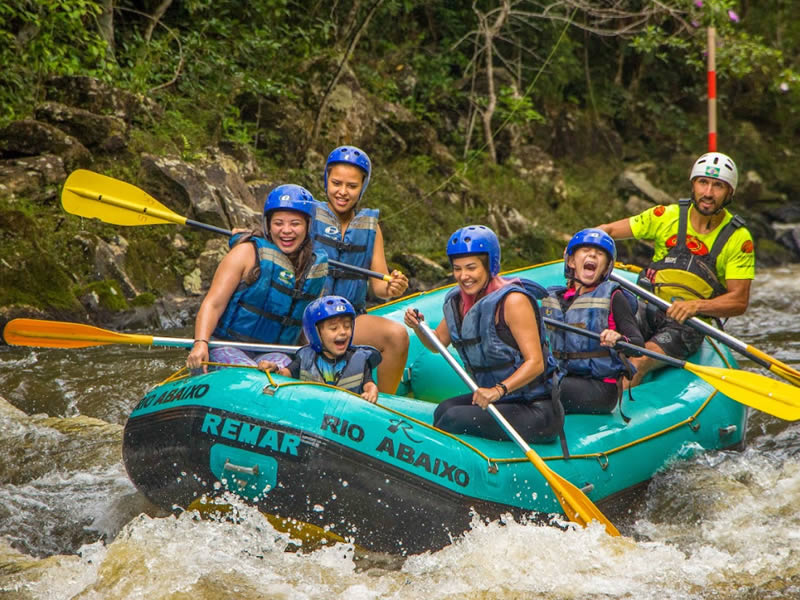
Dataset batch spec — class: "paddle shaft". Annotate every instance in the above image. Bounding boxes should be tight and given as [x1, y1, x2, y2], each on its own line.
[3, 318, 299, 353]
[415, 322, 531, 446]
[543, 317, 686, 370]
[414, 319, 621, 535]
[608, 272, 783, 372]
[543, 314, 800, 421]
[415, 321, 541, 449]
[66, 180, 391, 282]
[156, 337, 299, 353]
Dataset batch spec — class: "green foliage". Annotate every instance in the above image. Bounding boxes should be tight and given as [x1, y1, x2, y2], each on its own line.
[3, 0, 800, 320]
[75, 280, 129, 311]
[131, 292, 156, 307]
[497, 86, 544, 126]
[0, 0, 112, 123]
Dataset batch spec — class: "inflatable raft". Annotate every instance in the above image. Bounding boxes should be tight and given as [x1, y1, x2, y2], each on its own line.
[122, 262, 747, 553]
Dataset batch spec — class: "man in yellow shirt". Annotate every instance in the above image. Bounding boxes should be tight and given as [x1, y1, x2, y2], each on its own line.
[597, 152, 755, 386]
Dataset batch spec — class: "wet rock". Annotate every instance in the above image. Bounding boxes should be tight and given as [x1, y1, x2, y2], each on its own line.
[140, 153, 261, 232]
[778, 227, 800, 259]
[617, 167, 673, 206]
[0, 154, 66, 201]
[488, 203, 536, 238]
[549, 109, 623, 160]
[197, 239, 229, 283]
[172, 233, 189, 251]
[625, 194, 653, 216]
[0, 120, 91, 172]
[93, 235, 140, 298]
[507, 144, 568, 208]
[45, 75, 163, 123]
[392, 252, 449, 288]
[183, 268, 203, 296]
[763, 202, 800, 223]
[35, 102, 127, 153]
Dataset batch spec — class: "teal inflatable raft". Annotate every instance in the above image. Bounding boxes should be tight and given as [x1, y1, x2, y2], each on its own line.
[122, 262, 747, 553]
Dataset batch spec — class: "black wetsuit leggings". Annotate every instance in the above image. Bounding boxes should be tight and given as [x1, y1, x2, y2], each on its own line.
[433, 393, 561, 443]
[557, 376, 618, 415]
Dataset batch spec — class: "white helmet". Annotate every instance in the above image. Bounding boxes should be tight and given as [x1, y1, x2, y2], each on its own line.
[689, 152, 738, 194]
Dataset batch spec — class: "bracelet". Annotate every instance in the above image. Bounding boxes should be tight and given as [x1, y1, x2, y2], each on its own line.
[495, 382, 508, 397]
[194, 339, 209, 345]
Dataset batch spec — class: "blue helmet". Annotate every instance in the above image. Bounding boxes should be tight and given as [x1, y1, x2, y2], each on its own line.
[323, 146, 372, 201]
[262, 184, 314, 236]
[564, 228, 616, 281]
[447, 225, 501, 277]
[303, 295, 357, 353]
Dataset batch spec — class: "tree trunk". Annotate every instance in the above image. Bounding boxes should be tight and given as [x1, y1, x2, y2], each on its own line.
[475, 0, 510, 164]
[144, 0, 174, 43]
[97, 0, 115, 57]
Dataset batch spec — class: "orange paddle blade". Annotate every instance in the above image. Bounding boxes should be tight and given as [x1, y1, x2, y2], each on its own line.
[3, 319, 153, 349]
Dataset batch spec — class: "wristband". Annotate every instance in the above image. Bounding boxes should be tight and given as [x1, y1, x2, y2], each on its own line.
[496, 382, 508, 397]
[194, 339, 209, 345]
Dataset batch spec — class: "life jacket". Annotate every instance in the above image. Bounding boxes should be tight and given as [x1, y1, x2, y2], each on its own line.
[442, 279, 557, 401]
[296, 345, 381, 393]
[541, 281, 636, 380]
[213, 236, 328, 345]
[311, 202, 379, 312]
[640, 198, 745, 304]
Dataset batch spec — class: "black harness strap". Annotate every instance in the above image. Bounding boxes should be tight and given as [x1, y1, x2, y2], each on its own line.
[676, 198, 691, 247]
[313, 234, 367, 254]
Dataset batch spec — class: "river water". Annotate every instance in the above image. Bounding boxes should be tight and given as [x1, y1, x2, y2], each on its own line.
[1, 267, 799, 599]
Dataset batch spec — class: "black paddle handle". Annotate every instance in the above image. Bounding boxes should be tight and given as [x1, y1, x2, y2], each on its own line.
[542, 317, 684, 369]
[187, 219, 388, 281]
[607, 273, 771, 369]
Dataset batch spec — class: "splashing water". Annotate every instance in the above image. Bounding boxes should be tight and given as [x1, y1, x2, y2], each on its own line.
[1, 268, 799, 599]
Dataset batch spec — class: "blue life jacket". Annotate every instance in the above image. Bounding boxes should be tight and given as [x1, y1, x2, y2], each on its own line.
[311, 202, 378, 311]
[213, 236, 328, 345]
[442, 279, 556, 401]
[296, 345, 381, 393]
[541, 280, 635, 379]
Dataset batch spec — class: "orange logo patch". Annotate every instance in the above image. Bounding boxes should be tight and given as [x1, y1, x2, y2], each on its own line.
[666, 234, 709, 255]
[741, 240, 754, 253]
[653, 205, 666, 217]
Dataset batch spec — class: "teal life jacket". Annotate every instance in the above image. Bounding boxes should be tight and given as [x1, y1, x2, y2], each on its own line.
[213, 236, 328, 345]
[311, 202, 378, 312]
[442, 279, 556, 401]
[296, 344, 381, 393]
[541, 280, 636, 380]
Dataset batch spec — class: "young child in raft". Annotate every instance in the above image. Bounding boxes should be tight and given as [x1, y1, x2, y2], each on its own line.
[541, 228, 644, 415]
[259, 295, 381, 403]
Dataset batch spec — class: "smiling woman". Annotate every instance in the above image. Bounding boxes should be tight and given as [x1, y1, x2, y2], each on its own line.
[185, 184, 329, 372]
[404, 225, 564, 444]
[310, 146, 410, 394]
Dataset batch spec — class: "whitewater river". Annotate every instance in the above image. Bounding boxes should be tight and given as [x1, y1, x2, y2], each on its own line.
[1, 266, 799, 599]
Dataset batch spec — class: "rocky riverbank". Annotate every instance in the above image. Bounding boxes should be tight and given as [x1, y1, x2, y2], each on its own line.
[1, 76, 798, 334]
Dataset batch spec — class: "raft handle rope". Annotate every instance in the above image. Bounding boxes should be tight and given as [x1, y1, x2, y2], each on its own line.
[160, 362, 503, 468]
[155, 334, 736, 473]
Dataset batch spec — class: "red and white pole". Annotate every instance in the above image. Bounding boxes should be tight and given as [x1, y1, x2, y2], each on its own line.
[707, 26, 717, 151]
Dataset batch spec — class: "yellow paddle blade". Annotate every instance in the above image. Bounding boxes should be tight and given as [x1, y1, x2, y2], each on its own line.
[770, 364, 800, 388]
[61, 169, 184, 227]
[3, 318, 153, 349]
[525, 449, 620, 536]
[187, 498, 361, 550]
[685, 362, 800, 421]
